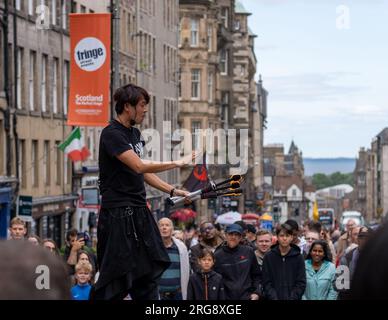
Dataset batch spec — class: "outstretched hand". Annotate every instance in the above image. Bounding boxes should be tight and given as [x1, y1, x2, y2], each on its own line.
[176, 151, 203, 167]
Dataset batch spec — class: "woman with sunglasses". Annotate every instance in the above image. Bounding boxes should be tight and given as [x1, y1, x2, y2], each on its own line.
[189, 222, 224, 273]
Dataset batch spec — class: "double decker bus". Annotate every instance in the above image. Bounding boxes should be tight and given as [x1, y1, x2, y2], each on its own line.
[318, 208, 335, 230]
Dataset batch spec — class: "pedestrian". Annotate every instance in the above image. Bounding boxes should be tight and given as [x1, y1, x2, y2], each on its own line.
[234, 221, 256, 249]
[8, 217, 27, 241]
[173, 230, 185, 242]
[255, 229, 272, 271]
[349, 222, 387, 299]
[42, 239, 60, 256]
[71, 262, 93, 300]
[284, 219, 306, 254]
[184, 226, 198, 249]
[303, 230, 320, 258]
[320, 227, 336, 263]
[246, 224, 257, 249]
[187, 248, 225, 300]
[189, 221, 224, 273]
[305, 221, 322, 235]
[340, 226, 360, 267]
[185, 227, 199, 249]
[63, 229, 96, 273]
[214, 224, 261, 300]
[76, 249, 101, 284]
[348, 226, 373, 278]
[93, 84, 198, 300]
[77, 250, 97, 280]
[262, 223, 306, 300]
[336, 219, 357, 261]
[158, 218, 190, 300]
[331, 229, 341, 244]
[338, 226, 373, 299]
[303, 240, 337, 300]
[27, 235, 41, 246]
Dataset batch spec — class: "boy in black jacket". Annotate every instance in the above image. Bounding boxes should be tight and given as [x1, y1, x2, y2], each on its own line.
[262, 223, 306, 300]
[187, 249, 225, 300]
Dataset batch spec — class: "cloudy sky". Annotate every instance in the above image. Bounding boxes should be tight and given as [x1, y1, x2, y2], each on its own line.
[239, 0, 388, 158]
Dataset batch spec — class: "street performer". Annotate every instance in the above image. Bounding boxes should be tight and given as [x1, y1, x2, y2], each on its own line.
[92, 84, 197, 300]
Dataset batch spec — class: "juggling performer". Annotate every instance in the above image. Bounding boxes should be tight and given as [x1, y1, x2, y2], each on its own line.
[93, 84, 197, 300]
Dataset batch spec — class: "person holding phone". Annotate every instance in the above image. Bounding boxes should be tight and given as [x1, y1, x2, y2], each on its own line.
[63, 229, 96, 276]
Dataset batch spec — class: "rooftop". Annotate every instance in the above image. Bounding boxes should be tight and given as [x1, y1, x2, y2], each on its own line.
[248, 26, 257, 37]
[235, 1, 251, 14]
[376, 127, 388, 145]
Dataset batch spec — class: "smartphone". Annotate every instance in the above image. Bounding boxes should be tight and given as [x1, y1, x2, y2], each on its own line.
[77, 232, 85, 240]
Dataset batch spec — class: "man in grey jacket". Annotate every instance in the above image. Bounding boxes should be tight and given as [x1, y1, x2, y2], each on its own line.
[158, 218, 190, 300]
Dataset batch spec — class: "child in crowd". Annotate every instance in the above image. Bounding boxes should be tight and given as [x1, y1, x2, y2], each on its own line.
[187, 249, 224, 300]
[71, 262, 93, 300]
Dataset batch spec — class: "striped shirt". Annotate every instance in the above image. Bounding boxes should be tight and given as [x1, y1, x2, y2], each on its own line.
[159, 242, 181, 292]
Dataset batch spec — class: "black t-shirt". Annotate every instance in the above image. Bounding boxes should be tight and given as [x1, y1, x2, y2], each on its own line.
[98, 120, 146, 208]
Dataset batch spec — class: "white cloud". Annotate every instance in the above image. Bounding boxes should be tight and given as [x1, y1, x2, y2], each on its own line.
[256, 45, 278, 51]
[265, 72, 366, 102]
[247, 0, 384, 6]
[268, 103, 388, 123]
[269, 103, 339, 118]
[350, 105, 387, 116]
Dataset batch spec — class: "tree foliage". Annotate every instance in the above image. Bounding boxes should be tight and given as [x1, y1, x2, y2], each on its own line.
[312, 172, 354, 190]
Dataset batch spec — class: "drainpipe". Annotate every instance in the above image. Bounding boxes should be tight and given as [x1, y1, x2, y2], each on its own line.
[2, 0, 12, 178]
[12, 0, 19, 194]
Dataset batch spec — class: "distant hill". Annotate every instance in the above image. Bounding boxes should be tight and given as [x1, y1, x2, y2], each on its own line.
[303, 158, 356, 176]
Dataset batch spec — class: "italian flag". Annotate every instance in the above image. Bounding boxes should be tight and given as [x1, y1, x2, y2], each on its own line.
[58, 127, 90, 162]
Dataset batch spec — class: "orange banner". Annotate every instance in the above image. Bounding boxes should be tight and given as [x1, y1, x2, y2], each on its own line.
[68, 14, 111, 126]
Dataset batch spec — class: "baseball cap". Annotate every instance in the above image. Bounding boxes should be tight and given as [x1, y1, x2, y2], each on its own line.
[226, 224, 243, 235]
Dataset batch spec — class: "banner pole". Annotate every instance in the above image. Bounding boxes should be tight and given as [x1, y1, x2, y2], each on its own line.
[111, 0, 120, 120]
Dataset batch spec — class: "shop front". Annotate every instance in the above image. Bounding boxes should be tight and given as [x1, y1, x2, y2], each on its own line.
[0, 187, 12, 239]
[32, 195, 78, 247]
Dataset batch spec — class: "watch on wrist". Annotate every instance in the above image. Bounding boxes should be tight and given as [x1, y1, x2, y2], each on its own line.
[170, 188, 176, 197]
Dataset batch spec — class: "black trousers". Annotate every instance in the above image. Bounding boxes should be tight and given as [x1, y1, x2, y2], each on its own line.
[90, 274, 159, 300]
[91, 206, 170, 300]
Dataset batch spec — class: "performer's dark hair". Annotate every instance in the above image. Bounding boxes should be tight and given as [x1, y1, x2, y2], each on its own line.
[113, 84, 150, 114]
